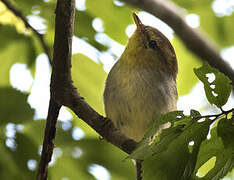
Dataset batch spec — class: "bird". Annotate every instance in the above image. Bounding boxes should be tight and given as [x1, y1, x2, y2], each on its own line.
[103, 12, 178, 143]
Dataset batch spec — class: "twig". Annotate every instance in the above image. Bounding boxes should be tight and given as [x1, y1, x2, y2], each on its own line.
[121, 0, 234, 88]
[200, 108, 234, 123]
[0, 0, 52, 64]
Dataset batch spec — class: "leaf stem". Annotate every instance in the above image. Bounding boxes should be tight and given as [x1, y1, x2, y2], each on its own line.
[197, 108, 234, 123]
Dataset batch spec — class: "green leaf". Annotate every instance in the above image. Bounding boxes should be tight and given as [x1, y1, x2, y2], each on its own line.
[72, 53, 106, 115]
[194, 62, 232, 108]
[172, 0, 234, 47]
[0, 25, 36, 86]
[0, 129, 39, 180]
[22, 120, 135, 180]
[86, 0, 134, 45]
[142, 120, 211, 180]
[8, 0, 45, 16]
[172, 37, 202, 96]
[0, 87, 34, 125]
[191, 125, 234, 180]
[190, 109, 201, 118]
[71, 53, 106, 136]
[74, 11, 108, 51]
[0, 144, 22, 180]
[38, 1, 107, 52]
[217, 117, 234, 149]
[129, 111, 184, 159]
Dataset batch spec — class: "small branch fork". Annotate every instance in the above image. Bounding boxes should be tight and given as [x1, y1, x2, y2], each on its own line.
[0, 0, 52, 64]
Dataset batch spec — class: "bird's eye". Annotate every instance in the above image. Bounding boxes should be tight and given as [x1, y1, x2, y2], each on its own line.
[148, 40, 158, 50]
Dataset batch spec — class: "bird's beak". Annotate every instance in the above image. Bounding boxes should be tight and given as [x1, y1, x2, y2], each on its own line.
[133, 12, 145, 33]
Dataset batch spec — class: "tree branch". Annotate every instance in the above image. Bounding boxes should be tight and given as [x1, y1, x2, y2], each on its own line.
[49, 0, 136, 155]
[36, 98, 61, 180]
[0, 0, 52, 64]
[37, 0, 137, 179]
[121, 0, 234, 87]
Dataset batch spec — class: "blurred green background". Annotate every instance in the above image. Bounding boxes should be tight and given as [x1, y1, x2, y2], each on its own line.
[0, 0, 233, 179]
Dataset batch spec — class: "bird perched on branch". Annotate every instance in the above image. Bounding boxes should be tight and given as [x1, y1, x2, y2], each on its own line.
[104, 12, 178, 142]
[103, 12, 178, 180]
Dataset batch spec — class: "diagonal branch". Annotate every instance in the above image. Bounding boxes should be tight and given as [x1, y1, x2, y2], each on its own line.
[121, 0, 234, 88]
[37, 0, 137, 179]
[49, 0, 136, 156]
[1, 0, 52, 64]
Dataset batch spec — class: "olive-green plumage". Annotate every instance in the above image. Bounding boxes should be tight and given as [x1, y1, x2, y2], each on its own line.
[103, 13, 178, 142]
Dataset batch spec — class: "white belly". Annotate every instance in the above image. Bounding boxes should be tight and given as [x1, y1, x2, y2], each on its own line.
[104, 66, 177, 141]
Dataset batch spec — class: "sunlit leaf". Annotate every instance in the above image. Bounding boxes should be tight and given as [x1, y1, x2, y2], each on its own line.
[86, 0, 134, 45]
[74, 11, 108, 51]
[0, 25, 36, 86]
[71, 53, 106, 137]
[172, 0, 234, 47]
[172, 37, 202, 96]
[191, 125, 234, 180]
[72, 53, 106, 115]
[194, 62, 232, 108]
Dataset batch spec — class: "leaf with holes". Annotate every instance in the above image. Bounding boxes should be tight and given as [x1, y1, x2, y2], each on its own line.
[129, 111, 184, 160]
[142, 120, 211, 180]
[194, 62, 232, 108]
[191, 125, 234, 180]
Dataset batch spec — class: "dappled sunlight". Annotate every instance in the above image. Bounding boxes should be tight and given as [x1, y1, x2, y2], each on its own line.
[185, 14, 200, 28]
[72, 36, 100, 62]
[27, 159, 37, 171]
[197, 156, 216, 177]
[221, 46, 234, 70]
[27, 15, 47, 33]
[92, 17, 104, 33]
[212, 0, 234, 17]
[75, 0, 86, 11]
[88, 164, 111, 180]
[49, 147, 63, 167]
[137, 11, 174, 40]
[177, 82, 220, 115]
[10, 63, 33, 92]
[27, 54, 50, 119]
[72, 146, 83, 159]
[72, 127, 85, 140]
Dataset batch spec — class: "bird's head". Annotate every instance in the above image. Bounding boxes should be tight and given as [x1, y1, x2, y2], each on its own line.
[121, 13, 178, 75]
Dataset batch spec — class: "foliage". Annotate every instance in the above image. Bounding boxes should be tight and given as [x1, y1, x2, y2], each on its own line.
[129, 62, 233, 179]
[194, 62, 232, 108]
[0, 0, 233, 180]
